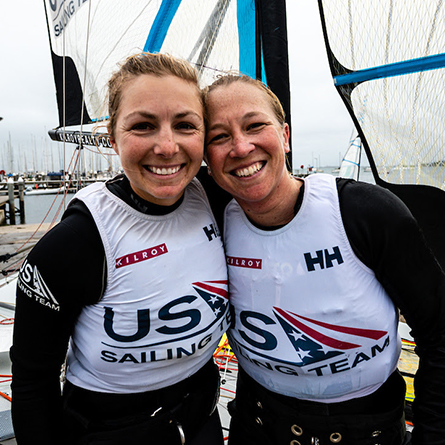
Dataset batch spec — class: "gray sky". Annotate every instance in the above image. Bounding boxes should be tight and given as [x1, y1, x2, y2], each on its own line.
[0, 1, 354, 173]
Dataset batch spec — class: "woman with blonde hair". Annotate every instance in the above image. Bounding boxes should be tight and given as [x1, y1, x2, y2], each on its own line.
[204, 74, 445, 445]
[11, 53, 229, 444]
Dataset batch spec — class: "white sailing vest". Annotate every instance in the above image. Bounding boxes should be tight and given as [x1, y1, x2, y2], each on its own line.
[225, 174, 400, 403]
[66, 179, 229, 393]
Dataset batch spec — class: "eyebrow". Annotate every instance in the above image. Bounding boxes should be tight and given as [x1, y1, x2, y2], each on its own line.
[125, 110, 203, 121]
[207, 111, 264, 131]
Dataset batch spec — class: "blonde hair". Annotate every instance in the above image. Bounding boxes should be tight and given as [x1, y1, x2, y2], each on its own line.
[107, 52, 202, 139]
[203, 74, 286, 127]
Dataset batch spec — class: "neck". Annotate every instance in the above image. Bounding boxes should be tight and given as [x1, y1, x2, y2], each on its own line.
[238, 175, 303, 227]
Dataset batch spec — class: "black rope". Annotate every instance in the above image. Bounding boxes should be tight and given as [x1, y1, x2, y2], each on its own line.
[0, 252, 17, 263]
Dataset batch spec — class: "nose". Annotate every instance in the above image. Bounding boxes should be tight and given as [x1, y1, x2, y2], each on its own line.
[230, 134, 254, 158]
[153, 127, 179, 158]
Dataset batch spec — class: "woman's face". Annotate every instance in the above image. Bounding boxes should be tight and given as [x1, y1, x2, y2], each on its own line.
[110, 74, 204, 206]
[205, 81, 290, 207]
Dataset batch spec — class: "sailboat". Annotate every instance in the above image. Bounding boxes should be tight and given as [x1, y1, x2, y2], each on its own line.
[338, 134, 362, 181]
[0, 1, 444, 441]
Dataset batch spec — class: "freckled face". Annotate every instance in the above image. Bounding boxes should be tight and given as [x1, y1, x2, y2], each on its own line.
[205, 82, 290, 207]
[110, 74, 204, 206]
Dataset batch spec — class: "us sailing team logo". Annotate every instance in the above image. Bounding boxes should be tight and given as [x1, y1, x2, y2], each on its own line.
[233, 305, 388, 371]
[102, 279, 229, 350]
[17, 260, 60, 311]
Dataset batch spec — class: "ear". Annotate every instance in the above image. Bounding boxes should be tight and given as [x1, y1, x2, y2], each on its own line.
[282, 123, 290, 153]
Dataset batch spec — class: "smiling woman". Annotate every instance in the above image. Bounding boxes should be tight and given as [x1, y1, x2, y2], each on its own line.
[205, 75, 299, 227]
[11, 52, 228, 445]
[203, 74, 445, 445]
[109, 74, 205, 206]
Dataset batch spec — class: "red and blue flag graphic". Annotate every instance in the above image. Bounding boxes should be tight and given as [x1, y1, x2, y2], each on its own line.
[192, 280, 229, 320]
[273, 307, 387, 366]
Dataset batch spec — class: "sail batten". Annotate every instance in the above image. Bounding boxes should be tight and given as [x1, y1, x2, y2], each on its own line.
[334, 53, 445, 86]
[144, 0, 182, 53]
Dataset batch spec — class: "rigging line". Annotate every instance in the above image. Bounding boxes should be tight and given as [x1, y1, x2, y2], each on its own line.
[333, 52, 445, 86]
[196, 0, 231, 76]
[94, 2, 153, 90]
[254, 0, 262, 80]
[79, 0, 92, 135]
[189, 0, 230, 74]
[382, 0, 404, 183]
[347, 0, 355, 71]
[412, 0, 444, 184]
[62, 2, 67, 208]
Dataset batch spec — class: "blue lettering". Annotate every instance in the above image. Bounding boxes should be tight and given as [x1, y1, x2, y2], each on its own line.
[157, 296, 201, 334]
[239, 311, 277, 350]
[101, 350, 118, 363]
[324, 246, 344, 268]
[304, 250, 324, 271]
[304, 246, 343, 271]
[104, 307, 150, 342]
[371, 336, 390, 356]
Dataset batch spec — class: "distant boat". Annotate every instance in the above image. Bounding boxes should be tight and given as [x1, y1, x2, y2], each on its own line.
[338, 135, 362, 181]
[24, 186, 68, 196]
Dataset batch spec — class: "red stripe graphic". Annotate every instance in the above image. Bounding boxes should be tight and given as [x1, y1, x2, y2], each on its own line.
[274, 307, 387, 350]
[293, 312, 387, 340]
[192, 281, 229, 299]
[274, 307, 360, 350]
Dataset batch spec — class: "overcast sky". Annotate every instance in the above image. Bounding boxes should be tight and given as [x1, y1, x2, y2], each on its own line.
[0, 1, 355, 173]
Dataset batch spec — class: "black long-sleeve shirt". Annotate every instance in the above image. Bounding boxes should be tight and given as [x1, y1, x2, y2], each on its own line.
[10, 172, 445, 444]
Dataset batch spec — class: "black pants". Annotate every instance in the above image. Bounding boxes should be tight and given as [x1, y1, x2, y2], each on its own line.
[228, 368, 407, 445]
[62, 359, 224, 444]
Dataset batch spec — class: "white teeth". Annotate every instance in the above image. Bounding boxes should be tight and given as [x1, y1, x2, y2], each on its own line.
[234, 162, 263, 177]
[149, 166, 181, 175]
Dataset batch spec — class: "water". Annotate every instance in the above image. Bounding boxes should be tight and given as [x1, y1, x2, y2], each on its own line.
[21, 168, 376, 225]
[22, 193, 74, 225]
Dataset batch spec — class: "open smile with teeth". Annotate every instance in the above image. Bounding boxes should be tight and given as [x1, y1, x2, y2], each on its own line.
[147, 165, 183, 176]
[232, 161, 265, 178]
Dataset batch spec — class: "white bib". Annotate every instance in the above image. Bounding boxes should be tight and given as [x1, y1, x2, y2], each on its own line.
[225, 174, 400, 402]
[66, 179, 229, 393]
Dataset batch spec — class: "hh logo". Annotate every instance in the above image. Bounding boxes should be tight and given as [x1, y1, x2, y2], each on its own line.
[304, 246, 343, 272]
[203, 224, 220, 241]
[116, 243, 167, 269]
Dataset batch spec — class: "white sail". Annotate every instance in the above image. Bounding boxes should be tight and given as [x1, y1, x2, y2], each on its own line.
[338, 135, 361, 180]
[44, 0, 290, 138]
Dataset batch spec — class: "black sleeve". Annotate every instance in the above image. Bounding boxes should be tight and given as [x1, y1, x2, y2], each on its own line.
[196, 166, 232, 232]
[10, 200, 106, 444]
[338, 178, 445, 444]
